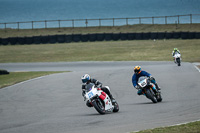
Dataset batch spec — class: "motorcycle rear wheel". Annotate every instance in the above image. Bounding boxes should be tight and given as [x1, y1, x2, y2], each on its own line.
[113, 101, 119, 112]
[157, 93, 162, 102]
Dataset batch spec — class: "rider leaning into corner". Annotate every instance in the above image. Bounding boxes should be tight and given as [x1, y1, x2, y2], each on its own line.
[172, 48, 181, 62]
[81, 74, 116, 107]
[132, 66, 161, 95]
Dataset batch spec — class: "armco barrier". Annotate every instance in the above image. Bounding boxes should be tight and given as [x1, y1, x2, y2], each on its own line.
[33, 36, 41, 44]
[150, 32, 158, 39]
[173, 32, 181, 39]
[135, 33, 143, 40]
[73, 34, 81, 42]
[188, 32, 195, 39]
[112, 33, 120, 41]
[127, 33, 135, 40]
[181, 32, 189, 39]
[96, 33, 105, 41]
[9, 37, 18, 45]
[56, 35, 63, 43]
[89, 34, 97, 41]
[1, 38, 9, 45]
[165, 32, 173, 39]
[195, 32, 200, 39]
[81, 34, 89, 42]
[65, 35, 72, 43]
[18, 37, 26, 44]
[57, 35, 65, 43]
[120, 33, 128, 40]
[41, 36, 49, 44]
[1, 32, 200, 45]
[157, 32, 165, 39]
[25, 37, 33, 44]
[49, 35, 57, 44]
[143, 32, 151, 40]
[104, 33, 113, 41]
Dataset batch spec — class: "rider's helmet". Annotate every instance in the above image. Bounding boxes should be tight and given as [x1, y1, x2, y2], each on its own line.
[174, 48, 178, 51]
[134, 66, 141, 74]
[81, 74, 90, 83]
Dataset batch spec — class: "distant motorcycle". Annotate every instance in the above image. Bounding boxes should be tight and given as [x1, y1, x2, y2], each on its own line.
[137, 76, 162, 103]
[174, 52, 181, 66]
[84, 83, 119, 114]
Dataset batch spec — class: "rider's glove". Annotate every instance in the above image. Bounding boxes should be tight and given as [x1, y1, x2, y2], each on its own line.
[83, 96, 86, 101]
[82, 90, 85, 96]
[135, 85, 140, 90]
[149, 76, 154, 81]
[96, 84, 102, 88]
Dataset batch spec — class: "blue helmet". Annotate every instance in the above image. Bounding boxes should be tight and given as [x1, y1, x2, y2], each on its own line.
[81, 74, 90, 83]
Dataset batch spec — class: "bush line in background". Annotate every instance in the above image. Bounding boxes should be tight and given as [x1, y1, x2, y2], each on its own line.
[0, 32, 200, 45]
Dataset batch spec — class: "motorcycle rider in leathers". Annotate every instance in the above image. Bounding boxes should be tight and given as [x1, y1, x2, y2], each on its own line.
[172, 48, 181, 62]
[132, 66, 161, 95]
[81, 74, 116, 107]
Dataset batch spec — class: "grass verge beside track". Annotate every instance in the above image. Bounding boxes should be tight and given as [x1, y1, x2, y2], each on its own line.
[131, 121, 200, 133]
[0, 71, 67, 88]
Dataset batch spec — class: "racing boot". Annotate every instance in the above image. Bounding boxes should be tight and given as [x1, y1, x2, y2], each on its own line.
[109, 94, 116, 105]
[155, 83, 161, 90]
[86, 100, 93, 107]
[152, 89, 160, 99]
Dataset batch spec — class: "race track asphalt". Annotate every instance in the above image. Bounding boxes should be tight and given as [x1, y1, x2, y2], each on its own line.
[0, 61, 200, 133]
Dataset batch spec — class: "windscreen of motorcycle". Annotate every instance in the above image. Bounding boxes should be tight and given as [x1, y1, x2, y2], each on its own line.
[174, 53, 181, 58]
[85, 83, 95, 92]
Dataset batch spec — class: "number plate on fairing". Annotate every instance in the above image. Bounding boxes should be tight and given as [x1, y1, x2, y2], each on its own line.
[141, 82, 147, 87]
[88, 91, 94, 98]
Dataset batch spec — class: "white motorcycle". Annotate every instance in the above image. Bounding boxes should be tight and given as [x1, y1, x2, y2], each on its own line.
[137, 76, 162, 103]
[84, 83, 119, 114]
[174, 52, 181, 66]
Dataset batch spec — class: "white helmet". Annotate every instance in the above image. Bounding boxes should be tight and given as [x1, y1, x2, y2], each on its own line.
[81, 74, 90, 83]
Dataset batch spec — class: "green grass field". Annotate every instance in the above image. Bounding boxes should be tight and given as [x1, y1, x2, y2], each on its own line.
[0, 39, 200, 63]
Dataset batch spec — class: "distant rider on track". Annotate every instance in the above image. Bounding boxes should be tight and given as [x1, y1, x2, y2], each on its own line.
[132, 66, 161, 95]
[172, 48, 181, 62]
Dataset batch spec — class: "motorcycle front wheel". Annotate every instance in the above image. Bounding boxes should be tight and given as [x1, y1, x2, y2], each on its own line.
[146, 89, 157, 103]
[92, 99, 106, 115]
[176, 58, 181, 66]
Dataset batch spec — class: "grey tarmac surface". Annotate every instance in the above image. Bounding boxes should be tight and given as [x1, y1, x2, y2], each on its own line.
[0, 61, 200, 133]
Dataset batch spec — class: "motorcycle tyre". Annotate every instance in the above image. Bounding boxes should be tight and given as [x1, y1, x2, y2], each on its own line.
[176, 58, 181, 66]
[146, 89, 157, 103]
[113, 101, 119, 112]
[157, 93, 162, 102]
[92, 99, 106, 115]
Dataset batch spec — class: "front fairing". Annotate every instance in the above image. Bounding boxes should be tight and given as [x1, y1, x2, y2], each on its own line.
[85, 83, 99, 101]
[84, 83, 114, 112]
[138, 76, 148, 88]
